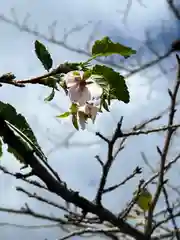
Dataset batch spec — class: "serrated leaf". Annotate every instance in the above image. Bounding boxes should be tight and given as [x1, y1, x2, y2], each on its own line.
[92, 65, 130, 103]
[57, 112, 71, 118]
[35, 40, 53, 71]
[0, 138, 3, 158]
[92, 36, 136, 58]
[44, 88, 55, 102]
[72, 115, 79, 130]
[0, 101, 46, 162]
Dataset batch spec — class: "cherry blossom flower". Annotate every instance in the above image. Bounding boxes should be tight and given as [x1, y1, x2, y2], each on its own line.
[78, 102, 99, 129]
[64, 71, 102, 106]
[64, 71, 90, 105]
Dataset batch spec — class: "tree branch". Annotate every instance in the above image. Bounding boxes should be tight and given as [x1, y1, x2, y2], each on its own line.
[95, 117, 124, 205]
[0, 116, 146, 240]
[145, 54, 180, 237]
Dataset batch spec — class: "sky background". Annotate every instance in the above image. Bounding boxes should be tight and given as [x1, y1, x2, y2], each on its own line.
[0, 0, 179, 239]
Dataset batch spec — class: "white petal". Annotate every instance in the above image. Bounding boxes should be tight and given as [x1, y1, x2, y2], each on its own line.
[84, 104, 91, 115]
[68, 84, 82, 102]
[64, 71, 81, 88]
[79, 103, 98, 122]
[77, 87, 91, 106]
[78, 105, 86, 113]
[90, 105, 98, 122]
[79, 119, 86, 130]
[78, 112, 86, 130]
[88, 98, 101, 106]
[87, 82, 102, 98]
[68, 86, 91, 106]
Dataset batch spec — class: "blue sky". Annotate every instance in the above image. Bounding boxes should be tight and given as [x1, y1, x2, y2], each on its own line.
[0, 0, 179, 239]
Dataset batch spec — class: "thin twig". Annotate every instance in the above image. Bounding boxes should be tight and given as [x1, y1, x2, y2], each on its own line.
[0, 116, 146, 240]
[103, 166, 142, 194]
[16, 187, 70, 213]
[0, 222, 59, 229]
[124, 124, 180, 137]
[95, 118, 124, 204]
[145, 54, 180, 236]
[162, 186, 180, 240]
[0, 11, 174, 79]
[167, 0, 180, 19]
[0, 165, 47, 190]
[59, 227, 120, 240]
[0, 206, 66, 224]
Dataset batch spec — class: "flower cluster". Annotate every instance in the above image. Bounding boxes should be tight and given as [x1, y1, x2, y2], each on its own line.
[63, 71, 102, 129]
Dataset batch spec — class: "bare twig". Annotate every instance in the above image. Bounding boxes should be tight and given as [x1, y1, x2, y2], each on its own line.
[0, 165, 47, 190]
[124, 124, 180, 137]
[119, 180, 145, 220]
[96, 132, 110, 144]
[145, 54, 180, 236]
[59, 227, 120, 240]
[0, 10, 174, 80]
[143, 153, 180, 188]
[167, 0, 180, 19]
[95, 155, 104, 168]
[0, 222, 59, 229]
[0, 206, 66, 224]
[141, 151, 180, 197]
[0, 73, 25, 87]
[152, 209, 180, 234]
[117, 0, 146, 24]
[0, 116, 146, 240]
[103, 166, 142, 194]
[162, 186, 180, 240]
[95, 117, 124, 204]
[16, 187, 70, 213]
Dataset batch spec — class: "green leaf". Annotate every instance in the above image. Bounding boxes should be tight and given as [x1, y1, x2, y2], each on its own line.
[102, 99, 110, 112]
[72, 115, 79, 130]
[100, 91, 110, 111]
[44, 88, 55, 102]
[92, 65, 130, 103]
[35, 40, 53, 71]
[83, 70, 92, 80]
[134, 189, 152, 212]
[57, 112, 71, 118]
[92, 36, 136, 58]
[73, 71, 81, 76]
[59, 80, 68, 95]
[70, 103, 78, 114]
[7, 144, 26, 164]
[0, 101, 46, 162]
[0, 138, 3, 158]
